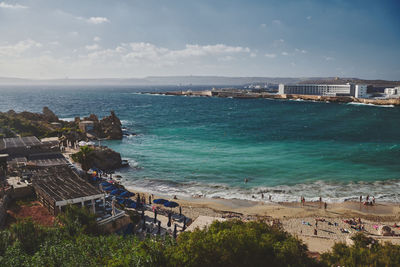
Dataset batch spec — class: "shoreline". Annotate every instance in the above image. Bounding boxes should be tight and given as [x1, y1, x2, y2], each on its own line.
[144, 90, 400, 106]
[123, 185, 400, 253]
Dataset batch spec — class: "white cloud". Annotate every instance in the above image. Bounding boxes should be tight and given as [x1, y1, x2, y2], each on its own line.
[80, 42, 251, 68]
[281, 51, 289, 56]
[260, 23, 266, 28]
[272, 19, 281, 25]
[87, 17, 110, 24]
[0, 2, 28, 9]
[0, 39, 42, 57]
[295, 48, 307, 54]
[85, 44, 100, 51]
[93, 36, 101, 42]
[265, 53, 276, 58]
[272, 39, 285, 47]
[250, 52, 256, 58]
[218, 55, 234, 62]
[306, 16, 312, 20]
[0, 41, 253, 78]
[324, 56, 335, 61]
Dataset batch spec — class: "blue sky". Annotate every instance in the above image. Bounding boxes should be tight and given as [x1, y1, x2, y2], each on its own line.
[0, 0, 399, 79]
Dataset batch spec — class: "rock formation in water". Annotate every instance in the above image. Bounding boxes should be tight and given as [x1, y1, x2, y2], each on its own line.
[82, 147, 123, 171]
[78, 111, 123, 140]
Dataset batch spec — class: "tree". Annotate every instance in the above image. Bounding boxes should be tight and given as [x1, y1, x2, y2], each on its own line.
[9, 218, 45, 255]
[57, 205, 99, 236]
[321, 233, 400, 266]
[165, 220, 320, 267]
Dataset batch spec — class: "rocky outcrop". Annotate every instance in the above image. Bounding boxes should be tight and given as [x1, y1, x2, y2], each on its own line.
[42, 107, 59, 122]
[78, 111, 123, 140]
[82, 147, 122, 171]
[99, 111, 123, 140]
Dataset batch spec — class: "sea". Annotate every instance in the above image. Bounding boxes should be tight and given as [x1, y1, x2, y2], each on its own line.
[1, 86, 400, 203]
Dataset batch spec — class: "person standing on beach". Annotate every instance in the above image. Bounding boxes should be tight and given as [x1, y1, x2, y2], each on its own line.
[360, 195, 362, 202]
[324, 202, 327, 210]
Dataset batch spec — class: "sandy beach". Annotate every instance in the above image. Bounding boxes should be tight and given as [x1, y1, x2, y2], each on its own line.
[127, 188, 400, 253]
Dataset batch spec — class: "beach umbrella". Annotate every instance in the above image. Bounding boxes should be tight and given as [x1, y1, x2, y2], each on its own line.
[104, 185, 116, 191]
[110, 189, 124, 195]
[167, 213, 172, 227]
[125, 199, 134, 205]
[120, 191, 135, 198]
[173, 224, 177, 239]
[183, 217, 187, 231]
[153, 199, 168, 205]
[101, 181, 111, 187]
[164, 201, 179, 208]
[127, 202, 138, 209]
[117, 198, 126, 205]
[157, 221, 161, 235]
[142, 218, 146, 231]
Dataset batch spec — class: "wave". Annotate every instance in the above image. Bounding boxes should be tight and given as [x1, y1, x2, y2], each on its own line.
[59, 117, 75, 122]
[347, 102, 395, 108]
[116, 175, 400, 203]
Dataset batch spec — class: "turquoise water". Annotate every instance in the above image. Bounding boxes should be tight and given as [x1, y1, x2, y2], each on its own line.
[1, 86, 400, 202]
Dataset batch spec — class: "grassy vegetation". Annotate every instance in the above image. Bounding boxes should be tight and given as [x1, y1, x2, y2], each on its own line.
[0, 112, 79, 139]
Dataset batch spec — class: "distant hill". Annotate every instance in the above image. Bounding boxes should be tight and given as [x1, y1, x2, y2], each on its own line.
[0, 76, 322, 86]
[0, 76, 398, 89]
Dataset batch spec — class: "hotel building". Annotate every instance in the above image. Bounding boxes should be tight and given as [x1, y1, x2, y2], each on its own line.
[278, 84, 368, 98]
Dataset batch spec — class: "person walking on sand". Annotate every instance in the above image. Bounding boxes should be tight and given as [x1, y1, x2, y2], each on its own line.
[360, 195, 362, 202]
[372, 196, 375, 204]
[324, 202, 327, 210]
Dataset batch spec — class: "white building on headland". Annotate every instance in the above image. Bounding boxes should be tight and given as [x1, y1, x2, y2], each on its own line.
[278, 83, 368, 98]
[384, 86, 400, 97]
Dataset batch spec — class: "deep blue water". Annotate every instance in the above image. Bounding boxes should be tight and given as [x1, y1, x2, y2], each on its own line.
[1, 86, 400, 202]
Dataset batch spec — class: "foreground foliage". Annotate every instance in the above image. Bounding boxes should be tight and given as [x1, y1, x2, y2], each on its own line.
[321, 232, 400, 267]
[1, 207, 400, 267]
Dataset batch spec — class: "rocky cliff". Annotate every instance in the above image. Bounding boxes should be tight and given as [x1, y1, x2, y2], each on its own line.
[79, 111, 123, 140]
[82, 147, 123, 171]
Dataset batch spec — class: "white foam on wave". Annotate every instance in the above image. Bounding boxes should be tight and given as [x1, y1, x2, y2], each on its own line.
[59, 117, 75, 122]
[347, 102, 395, 108]
[115, 175, 400, 203]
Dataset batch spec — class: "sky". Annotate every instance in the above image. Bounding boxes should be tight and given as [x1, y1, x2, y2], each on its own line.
[0, 0, 399, 79]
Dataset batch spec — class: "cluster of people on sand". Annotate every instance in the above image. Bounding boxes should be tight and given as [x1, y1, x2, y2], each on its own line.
[343, 217, 365, 232]
[360, 195, 375, 206]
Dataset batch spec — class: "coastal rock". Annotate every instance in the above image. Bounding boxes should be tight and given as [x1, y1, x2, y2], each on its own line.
[98, 111, 123, 140]
[42, 107, 59, 122]
[78, 111, 123, 140]
[83, 147, 122, 171]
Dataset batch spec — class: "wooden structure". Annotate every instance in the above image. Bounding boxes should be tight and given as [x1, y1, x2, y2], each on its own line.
[32, 166, 104, 215]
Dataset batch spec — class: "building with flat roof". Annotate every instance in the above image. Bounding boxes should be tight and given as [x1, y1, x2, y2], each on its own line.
[384, 86, 400, 98]
[278, 84, 367, 98]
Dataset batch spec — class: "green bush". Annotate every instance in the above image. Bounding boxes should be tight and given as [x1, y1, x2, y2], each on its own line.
[166, 220, 319, 267]
[321, 232, 400, 266]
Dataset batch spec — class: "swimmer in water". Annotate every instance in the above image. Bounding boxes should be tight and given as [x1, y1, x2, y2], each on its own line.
[244, 178, 248, 183]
